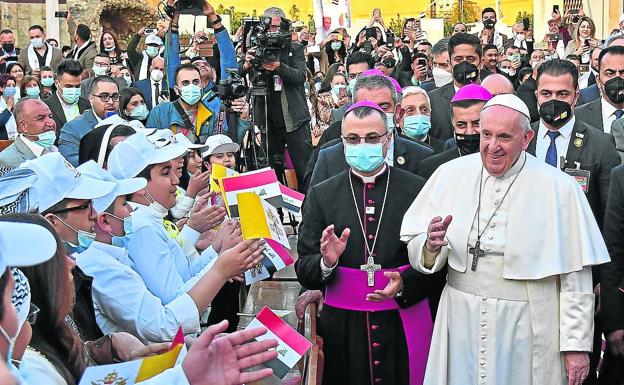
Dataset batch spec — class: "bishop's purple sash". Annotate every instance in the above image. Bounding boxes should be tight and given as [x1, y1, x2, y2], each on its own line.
[324, 265, 433, 385]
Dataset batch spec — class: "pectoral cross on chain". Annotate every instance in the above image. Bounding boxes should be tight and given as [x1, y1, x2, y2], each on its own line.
[469, 239, 485, 271]
[360, 256, 382, 287]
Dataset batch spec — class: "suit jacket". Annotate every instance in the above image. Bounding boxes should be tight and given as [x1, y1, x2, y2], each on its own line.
[80, 76, 128, 100]
[133, 78, 165, 110]
[528, 119, 620, 228]
[17, 45, 63, 74]
[428, 83, 455, 140]
[600, 164, 624, 333]
[399, 133, 445, 154]
[72, 41, 98, 71]
[417, 147, 460, 179]
[0, 48, 20, 74]
[309, 135, 433, 187]
[574, 98, 604, 132]
[59, 110, 100, 166]
[44, 93, 90, 139]
[472, 30, 508, 47]
[0, 136, 36, 167]
[516, 76, 539, 123]
[609, 119, 624, 162]
[576, 84, 600, 106]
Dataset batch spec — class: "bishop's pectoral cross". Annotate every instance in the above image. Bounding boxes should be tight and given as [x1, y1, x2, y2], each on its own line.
[360, 256, 382, 287]
[469, 239, 485, 271]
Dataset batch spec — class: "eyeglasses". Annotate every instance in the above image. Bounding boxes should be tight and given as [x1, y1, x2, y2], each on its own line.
[49, 201, 92, 215]
[91, 93, 120, 102]
[27, 303, 40, 325]
[342, 132, 388, 145]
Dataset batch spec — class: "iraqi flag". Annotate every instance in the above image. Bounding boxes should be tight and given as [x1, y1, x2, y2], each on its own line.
[279, 184, 305, 215]
[244, 238, 295, 284]
[246, 307, 312, 378]
[221, 167, 283, 217]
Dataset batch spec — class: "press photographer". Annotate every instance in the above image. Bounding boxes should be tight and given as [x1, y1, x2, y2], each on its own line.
[239, 7, 312, 189]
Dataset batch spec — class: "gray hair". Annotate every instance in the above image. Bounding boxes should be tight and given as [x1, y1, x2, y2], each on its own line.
[263, 7, 286, 18]
[481, 105, 531, 133]
[431, 38, 449, 57]
[341, 106, 388, 133]
[606, 34, 624, 48]
[402, 86, 430, 109]
[352, 74, 401, 105]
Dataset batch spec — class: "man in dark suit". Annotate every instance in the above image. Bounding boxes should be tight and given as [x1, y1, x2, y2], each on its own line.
[429, 33, 483, 140]
[472, 7, 508, 49]
[133, 57, 166, 110]
[80, 54, 127, 100]
[418, 84, 493, 179]
[0, 29, 20, 74]
[575, 46, 624, 133]
[528, 60, 620, 385]
[68, 23, 98, 71]
[599, 164, 624, 385]
[44, 59, 89, 139]
[576, 84, 600, 106]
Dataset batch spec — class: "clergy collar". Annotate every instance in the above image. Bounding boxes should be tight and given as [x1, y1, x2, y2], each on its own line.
[483, 151, 527, 180]
[351, 163, 388, 184]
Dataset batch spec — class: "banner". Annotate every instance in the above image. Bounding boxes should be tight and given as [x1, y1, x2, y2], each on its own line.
[313, 0, 352, 29]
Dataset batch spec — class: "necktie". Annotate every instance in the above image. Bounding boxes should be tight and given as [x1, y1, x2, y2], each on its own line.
[615, 110, 624, 119]
[154, 82, 160, 106]
[545, 130, 560, 167]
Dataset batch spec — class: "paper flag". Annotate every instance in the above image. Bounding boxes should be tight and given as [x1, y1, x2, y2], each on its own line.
[221, 167, 283, 217]
[209, 163, 239, 192]
[279, 184, 305, 215]
[79, 327, 186, 385]
[246, 307, 312, 379]
[238, 192, 290, 249]
[244, 238, 295, 285]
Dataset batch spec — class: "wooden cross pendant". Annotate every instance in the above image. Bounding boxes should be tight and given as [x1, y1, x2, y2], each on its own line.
[469, 239, 485, 271]
[360, 256, 382, 287]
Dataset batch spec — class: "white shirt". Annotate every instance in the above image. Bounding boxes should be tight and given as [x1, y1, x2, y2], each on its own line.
[536, 115, 575, 169]
[385, 135, 395, 167]
[72, 41, 89, 60]
[600, 97, 621, 134]
[19, 134, 45, 156]
[77, 241, 201, 344]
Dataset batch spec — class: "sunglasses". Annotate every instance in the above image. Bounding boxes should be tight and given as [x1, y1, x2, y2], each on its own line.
[49, 202, 92, 215]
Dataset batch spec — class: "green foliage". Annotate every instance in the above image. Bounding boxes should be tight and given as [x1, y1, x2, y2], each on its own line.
[388, 13, 404, 36]
[515, 12, 534, 27]
[216, 4, 250, 32]
[288, 5, 301, 22]
[442, 0, 480, 36]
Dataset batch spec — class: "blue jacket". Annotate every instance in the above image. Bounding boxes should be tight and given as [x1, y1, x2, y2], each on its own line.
[59, 109, 99, 166]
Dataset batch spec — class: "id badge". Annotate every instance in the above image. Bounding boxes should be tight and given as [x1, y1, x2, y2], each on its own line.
[564, 168, 591, 193]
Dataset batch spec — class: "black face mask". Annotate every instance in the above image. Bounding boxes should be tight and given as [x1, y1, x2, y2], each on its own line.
[603, 77, 624, 105]
[301, 40, 309, 47]
[455, 133, 481, 156]
[483, 19, 496, 30]
[452, 61, 479, 85]
[539, 99, 572, 128]
[2, 43, 14, 53]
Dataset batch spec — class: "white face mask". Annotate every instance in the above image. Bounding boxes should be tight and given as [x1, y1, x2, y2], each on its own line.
[143, 188, 168, 217]
[432, 66, 453, 87]
[151, 69, 164, 82]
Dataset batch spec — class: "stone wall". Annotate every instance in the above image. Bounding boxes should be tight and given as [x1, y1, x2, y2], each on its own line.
[0, 1, 70, 48]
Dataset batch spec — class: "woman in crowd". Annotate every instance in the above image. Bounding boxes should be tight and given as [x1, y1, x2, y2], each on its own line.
[0, 74, 17, 140]
[19, 76, 42, 100]
[316, 32, 348, 74]
[99, 31, 126, 66]
[78, 124, 136, 167]
[119, 66, 134, 87]
[564, 16, 598, 64]
[46, 38, 59, 48]
[6, 63, 24, 100]
[313, 64, 348, 141]
[39, 66, 56, 100]
[119, 87, 149, 125]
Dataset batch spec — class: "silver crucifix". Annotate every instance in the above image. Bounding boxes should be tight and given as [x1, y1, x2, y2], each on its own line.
[360, 256, 382, 287]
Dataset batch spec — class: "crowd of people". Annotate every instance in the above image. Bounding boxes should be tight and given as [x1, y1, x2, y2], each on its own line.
[0, 0, 624, 384]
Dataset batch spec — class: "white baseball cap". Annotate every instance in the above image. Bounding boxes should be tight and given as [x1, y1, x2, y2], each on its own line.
[77, 161, 147, 213]
[145, 34, 163, 46]
[146, 129, 190, 157]
[175, 133, 205, 150]
[0, 219, 57, 272]
[20, 153, 117, 212]
[200, 134, 240, 158]
[108, 131, 187, 179]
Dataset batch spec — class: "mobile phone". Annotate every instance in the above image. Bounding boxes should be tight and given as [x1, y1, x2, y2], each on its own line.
[366, 28, 377, 39]
[569, 9, 579, 15]
[578, 64, 589, 73]
[373, 8, 381, 18]
[522, 18, 530, 31]
[145, 28, 157, 35]
[417, 58, 427, 67]
[307, 20, 315, 33]
[4, 56, 17, 62]
[553, 5, 559, 14]
[160, 90, 170, 99]
[584, 39, 590, 47]
[512, 52, 521, 62]
[54, 11, 68, 18]
[550, 33, 563, 41]
[385, 32, 395, 48]
[338, 86, 347, 99]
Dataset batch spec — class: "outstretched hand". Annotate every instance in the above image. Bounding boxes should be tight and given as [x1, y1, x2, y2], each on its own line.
[320, 224, 350, 268]
[366, 271, 403, 302]
[426, 215, 452, 253]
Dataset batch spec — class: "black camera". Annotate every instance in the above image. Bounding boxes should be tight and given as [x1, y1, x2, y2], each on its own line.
[245, 16, 291, 67]
[218, 69, 248, 106]
[175, 0, 203, 15]
[54, 11, 68, 18]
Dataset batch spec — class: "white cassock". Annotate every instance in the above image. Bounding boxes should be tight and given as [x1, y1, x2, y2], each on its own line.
[400, 152, 610, 385]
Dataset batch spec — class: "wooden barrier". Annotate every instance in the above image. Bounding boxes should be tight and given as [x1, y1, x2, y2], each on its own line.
[0, 140, 13, 152]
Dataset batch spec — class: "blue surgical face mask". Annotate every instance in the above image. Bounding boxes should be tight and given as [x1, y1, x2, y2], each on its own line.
[3, 86, 16, 98]
[25, 86, 40, 98]
[106, 212, 133, 248]
[34, 130, 56, 148]
[56, 216, 96, 253]
[146, 46, 160, 58]
[330, 42, 342, 51]
[41, 77, 54, 87]
[128, 103, 149, 121]
[344, 142, 386, 173]
[179, 84, 202, 105]
[123, 76, 132, 87]
[386, 113, 395, 132]
[331, 84, 346, 97]
[62, 87, 81, 104]
[402, 115, 431, 138]
[104, 45, 116, 52]
[93, 66, 109, 77]
[348, 78, 357, 95]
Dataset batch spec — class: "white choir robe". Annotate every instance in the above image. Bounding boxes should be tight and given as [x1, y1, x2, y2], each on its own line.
[400, 152, 610, 385]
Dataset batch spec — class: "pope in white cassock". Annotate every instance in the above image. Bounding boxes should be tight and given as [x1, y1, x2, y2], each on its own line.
[400, 94, 610, 385]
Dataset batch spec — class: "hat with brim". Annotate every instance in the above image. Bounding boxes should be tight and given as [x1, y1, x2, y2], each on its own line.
[0, 220, 57, 272]
[78, 161, 147, 212]
[146, 130, 190, 161]
[200, 134, 240, 158]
